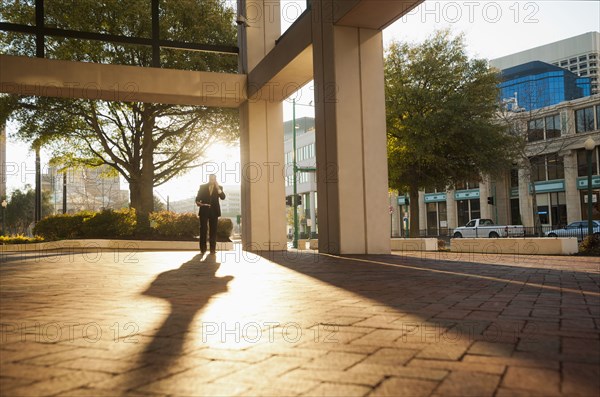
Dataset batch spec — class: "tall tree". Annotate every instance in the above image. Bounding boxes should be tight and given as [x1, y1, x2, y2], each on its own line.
[0, 0, 239, 230]
[385, 30, 517, 236]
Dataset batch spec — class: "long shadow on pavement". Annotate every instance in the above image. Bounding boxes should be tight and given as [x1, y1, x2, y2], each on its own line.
[262, 250, 599, 395]
[123, 253, 233, 392]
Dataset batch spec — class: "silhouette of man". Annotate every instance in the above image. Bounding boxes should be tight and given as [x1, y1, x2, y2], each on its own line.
[196, 174, 226, 254]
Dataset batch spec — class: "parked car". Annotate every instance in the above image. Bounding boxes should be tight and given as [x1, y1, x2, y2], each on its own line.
[544, 220, 600, 239]
[452, 218, 525, 238]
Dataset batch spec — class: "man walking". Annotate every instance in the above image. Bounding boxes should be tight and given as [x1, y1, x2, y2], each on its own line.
[196, 174, 226, 254]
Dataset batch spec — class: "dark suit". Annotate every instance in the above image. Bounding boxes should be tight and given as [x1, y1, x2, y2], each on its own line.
[196, 183, 226, 252]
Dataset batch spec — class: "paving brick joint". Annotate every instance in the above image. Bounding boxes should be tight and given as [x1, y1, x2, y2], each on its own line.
[0, 248, 599, 396]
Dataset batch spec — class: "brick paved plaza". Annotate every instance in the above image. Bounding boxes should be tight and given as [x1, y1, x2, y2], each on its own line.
[1, 247, 599, 396]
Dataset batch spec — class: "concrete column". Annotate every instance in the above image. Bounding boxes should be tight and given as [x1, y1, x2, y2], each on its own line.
[240, 0, 287, 251]
[312, 3, 390, 254]
[309, 190, 316, 237]
[479, 177, 492, 219]
[564, 150, 581, 223]
[518, 168, 534, 228]
[418, 190, 427, 234]
[494, 173, 512, 225]
[0, 125, 6, 200]
[446, 189, 457, 229]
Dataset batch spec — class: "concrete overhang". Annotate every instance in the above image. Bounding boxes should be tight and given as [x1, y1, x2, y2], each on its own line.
[247, 0, 423, 101]
[334, 0, 423, 30]
[0, 54, 247, 108]
[247, 10, 313, 101]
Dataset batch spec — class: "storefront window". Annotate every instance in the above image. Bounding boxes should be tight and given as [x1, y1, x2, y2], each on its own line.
[577, 148, 599, 177]
[510, 198, 521, 225]
[550, 192, 567, 227]
[580, 190, 600, 220]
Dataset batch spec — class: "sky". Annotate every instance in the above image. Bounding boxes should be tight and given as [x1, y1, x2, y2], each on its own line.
[4, 0, 600, 202]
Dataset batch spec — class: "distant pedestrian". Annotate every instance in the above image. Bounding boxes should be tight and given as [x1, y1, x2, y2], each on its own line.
[195, 174, 226, 254]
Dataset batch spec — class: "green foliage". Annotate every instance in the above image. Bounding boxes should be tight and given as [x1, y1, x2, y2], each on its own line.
[80, 209, 137, 238]
[3, 187, 54, 235]
[579, 234, 600, 256]
[33, 209, 137, 240]
[0, 0, 240, 227]
[150, 211, 198, 239]
[0, 235, 45, 245]
[33, 211, 105, 240]
[32, 210, 233, 241]
[385, 29, 517, 235]
[386, 29, 516, 193]
[217, 217, 233, 241]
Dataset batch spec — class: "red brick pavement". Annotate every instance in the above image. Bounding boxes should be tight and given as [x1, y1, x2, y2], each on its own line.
[0, 248, 598, 396]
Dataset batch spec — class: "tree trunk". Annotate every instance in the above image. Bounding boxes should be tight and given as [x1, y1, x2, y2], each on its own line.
[409, 183, 420, 238]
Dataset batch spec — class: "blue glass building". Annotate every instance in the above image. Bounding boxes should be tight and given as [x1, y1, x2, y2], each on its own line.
[499, 61, 591, 111]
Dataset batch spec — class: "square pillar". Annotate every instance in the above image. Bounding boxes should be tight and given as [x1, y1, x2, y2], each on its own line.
[312, 2, 390, 254]
[240, 0, 287, 251]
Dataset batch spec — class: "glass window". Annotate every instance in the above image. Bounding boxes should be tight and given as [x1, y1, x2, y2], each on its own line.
[546, 154, 564, 180]
[570, 58, 577, 64]
[470, 199, 481, 220]
[550, 192, 567, 227]
[426, 203, 438, 236]
[590, 54, 597, 60]
[597, 106, 600, 130]
[528, 118, 544, 142]
[537, 193, 550, 225]
[545, 114, 561, 139]
[511, 198, 521, 225]
[579, 55, 587, 61]
[560, 61, 568, 66]
[457, 200, 470, 226]
[530, 156, 546, 182]
[580, 63, 588, 69]
[575, 107, 595, 133]
[510, 168, 519, 188]
[577, 148, 599, 177]
[590, 62, 597, 68]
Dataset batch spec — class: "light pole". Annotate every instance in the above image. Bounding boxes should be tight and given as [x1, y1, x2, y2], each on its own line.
[1, 199, 7, 236]
[292, 98, 299, 248]
[584, 137, 596, 237]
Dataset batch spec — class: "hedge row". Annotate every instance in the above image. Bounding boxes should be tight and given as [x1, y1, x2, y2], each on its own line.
[32, 209, 233, 241]
[0, 235, 45, 245]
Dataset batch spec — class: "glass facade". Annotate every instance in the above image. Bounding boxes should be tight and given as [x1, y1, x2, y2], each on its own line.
[500, 61, 591, 111]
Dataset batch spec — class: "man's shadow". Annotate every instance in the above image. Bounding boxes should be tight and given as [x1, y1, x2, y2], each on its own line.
[123, 253, 233, 391]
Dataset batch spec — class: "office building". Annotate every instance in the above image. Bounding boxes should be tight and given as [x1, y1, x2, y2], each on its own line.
[491, 31, 600, 95]
[284, 117, 317, 238]
[499, 61, 591, 111]
[43, 165, 128, 214]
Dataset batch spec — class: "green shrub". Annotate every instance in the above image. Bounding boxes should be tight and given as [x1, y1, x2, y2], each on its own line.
[217, 218, 233, 242]
[32, 209, 233, 241]
[579, 234, 600, 256]
[0, 235, 45, 244]
[33, 211, 94, 240]
[81, 209, 136, 238]
[150, 211, 198, 239]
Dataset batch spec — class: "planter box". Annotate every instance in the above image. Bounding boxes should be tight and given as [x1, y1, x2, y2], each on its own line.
[0, 239, 234, 252]
[391, 238, 438, 251]
[450, 237, 578, 255]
